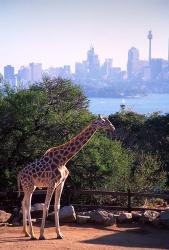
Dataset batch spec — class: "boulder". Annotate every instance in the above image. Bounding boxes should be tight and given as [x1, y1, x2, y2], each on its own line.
[59, 205, 76, 222]
[78, 211, 92, 217]
[141, 210, 160, 224]
[90, 209, 116, 226]
[76, 215, 90, 224]
[159, 209, 169, 228]
[0, 210, 12, 223]
[20, 203, 44, 218]
[117, 212, 132, 223]
[48, 205, 76, 223]
[31, 203, 44, 211]
[31, 203, 44, 218]
[11, 216, 21, 226]
[131, 211, 142, 221]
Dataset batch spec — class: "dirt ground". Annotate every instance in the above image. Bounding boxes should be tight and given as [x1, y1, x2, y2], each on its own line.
[0, 223, 169, 250]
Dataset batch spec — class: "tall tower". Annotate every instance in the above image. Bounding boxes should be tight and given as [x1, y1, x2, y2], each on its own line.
[147, 30, 153, 66]
[168, 38, 169, 69]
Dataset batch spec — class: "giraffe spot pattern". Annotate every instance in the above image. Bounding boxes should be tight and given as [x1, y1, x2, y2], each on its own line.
[71, 146, 76, 152]
[63, 151, 67, 156]
[44, 156, 49, 162]
[53, 158, 59, 164]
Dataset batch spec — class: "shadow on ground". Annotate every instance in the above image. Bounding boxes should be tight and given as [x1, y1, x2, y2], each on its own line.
[80, 223, 169, 249]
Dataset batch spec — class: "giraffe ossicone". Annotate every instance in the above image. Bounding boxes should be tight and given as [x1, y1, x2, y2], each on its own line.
[17, 116, 115, 240]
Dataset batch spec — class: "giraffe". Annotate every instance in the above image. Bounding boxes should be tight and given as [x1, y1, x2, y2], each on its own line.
[17, 115, 115, 240]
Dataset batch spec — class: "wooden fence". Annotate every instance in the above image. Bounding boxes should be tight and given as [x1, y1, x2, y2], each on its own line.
[0, 189, 169, 212]
[71, 189, 169, 212]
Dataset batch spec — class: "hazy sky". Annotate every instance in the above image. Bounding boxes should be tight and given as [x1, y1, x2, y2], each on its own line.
[0, 0, 169, 73]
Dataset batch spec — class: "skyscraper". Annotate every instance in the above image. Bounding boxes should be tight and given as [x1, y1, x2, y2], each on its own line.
[4, 65, 15, 88]
[17, 66, 31, 88]
[127, 47, 139, 79]
[29, 63, 42, 82]
[87, 47, 100, 78]
[102, 58, 113, 79]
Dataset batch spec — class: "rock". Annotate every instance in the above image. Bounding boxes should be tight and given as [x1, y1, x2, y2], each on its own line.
[59, 205, 76, 222]
[31, 203, 44, 218]
[76, 215, 90, 224]
[11, 216, 21, 226]
[0, 210, 12, 223]
[159, 209, 169, 228]
[131, 211, 142, 221]
[19, 203, 44, 218]
[90, 209, 116, 226]
[117, 212, 132, 223]
[48, 205, 76, 223]
[78, 211, 92, 217]
[141, 210, 160, 224]
[0, 222, 12, 227]
[31, 203, 44, 211]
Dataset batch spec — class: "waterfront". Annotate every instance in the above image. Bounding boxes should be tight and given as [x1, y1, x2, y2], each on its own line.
[89, 94, 169, 116]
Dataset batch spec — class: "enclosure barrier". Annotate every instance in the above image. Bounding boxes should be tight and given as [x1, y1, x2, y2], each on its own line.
[0, 189, 169, 212]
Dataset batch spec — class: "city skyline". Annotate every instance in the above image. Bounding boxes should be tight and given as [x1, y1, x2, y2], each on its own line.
[2, 43, 169, 90]
[0, 0, 169, 73]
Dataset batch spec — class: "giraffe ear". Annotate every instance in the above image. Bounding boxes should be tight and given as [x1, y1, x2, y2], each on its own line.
[98, 114, 103, 119]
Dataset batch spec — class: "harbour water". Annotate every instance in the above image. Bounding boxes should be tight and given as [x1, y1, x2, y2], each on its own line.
[88, 94, 169, 116]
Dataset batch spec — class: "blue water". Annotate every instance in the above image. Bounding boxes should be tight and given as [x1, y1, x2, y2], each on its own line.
[89, 94, 169, 116]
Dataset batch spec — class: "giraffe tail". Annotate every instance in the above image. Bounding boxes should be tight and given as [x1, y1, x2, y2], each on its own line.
[17, 174, 21, 198]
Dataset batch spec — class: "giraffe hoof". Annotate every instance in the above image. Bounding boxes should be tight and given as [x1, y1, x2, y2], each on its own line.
[24, 232, 31, 237]
[39, 235, 46, 240]
[57, 234, 63, 239]
[30, 236, 37, 240]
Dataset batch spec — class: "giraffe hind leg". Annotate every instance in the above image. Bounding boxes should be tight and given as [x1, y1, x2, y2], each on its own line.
[54, 181, 65, 239]
[24, 187, 36, 240]
[22, 197, 30, 237]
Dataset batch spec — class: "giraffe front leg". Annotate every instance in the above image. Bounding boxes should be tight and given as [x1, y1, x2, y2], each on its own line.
[39, 185, 55, 240]
[54, 181, 65, 239]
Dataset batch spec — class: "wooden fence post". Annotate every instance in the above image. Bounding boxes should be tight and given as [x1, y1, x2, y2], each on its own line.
[127, 188, 132, 212]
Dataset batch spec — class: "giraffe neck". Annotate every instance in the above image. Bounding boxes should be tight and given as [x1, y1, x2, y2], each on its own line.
[49, 122, 98, 164]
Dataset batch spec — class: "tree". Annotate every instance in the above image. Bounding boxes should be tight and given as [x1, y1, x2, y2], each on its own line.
[68, 134, 133, 191]
[0, 78, 91, 190]
[131, 152, 167, 192]
[109, 111, 168, 189]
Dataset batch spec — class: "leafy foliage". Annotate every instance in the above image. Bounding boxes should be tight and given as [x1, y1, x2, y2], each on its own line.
[0, 78, 91, 190]
[131, 152, 167, 192]
[0, 78, 168, 195]
[68, 134, 133, 191]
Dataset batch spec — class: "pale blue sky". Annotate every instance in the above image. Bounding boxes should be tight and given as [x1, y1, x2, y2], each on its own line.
[0, 0, 169, 73]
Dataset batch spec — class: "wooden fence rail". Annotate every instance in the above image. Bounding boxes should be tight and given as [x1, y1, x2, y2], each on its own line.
[71, 189, 169, 212]
[0, 189, 169, 212]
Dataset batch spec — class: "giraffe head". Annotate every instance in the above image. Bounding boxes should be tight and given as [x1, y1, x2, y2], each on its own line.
[93, 115, 115, 133]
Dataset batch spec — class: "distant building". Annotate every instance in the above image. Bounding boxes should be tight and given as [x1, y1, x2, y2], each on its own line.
[62, 65, 71, 78]
[45, 65, 71, 79]
[151, 58, 163, 80]
[87, 47, 100, 78]
[75, 61, 88, 78]
[17, 66, 31, 88]
[142, 66, 151, 81]
[127, 47, 140, 79]
[29, 63, 42, 82]
[4, 65, 16, 88]
[101, 58, 113, 79]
